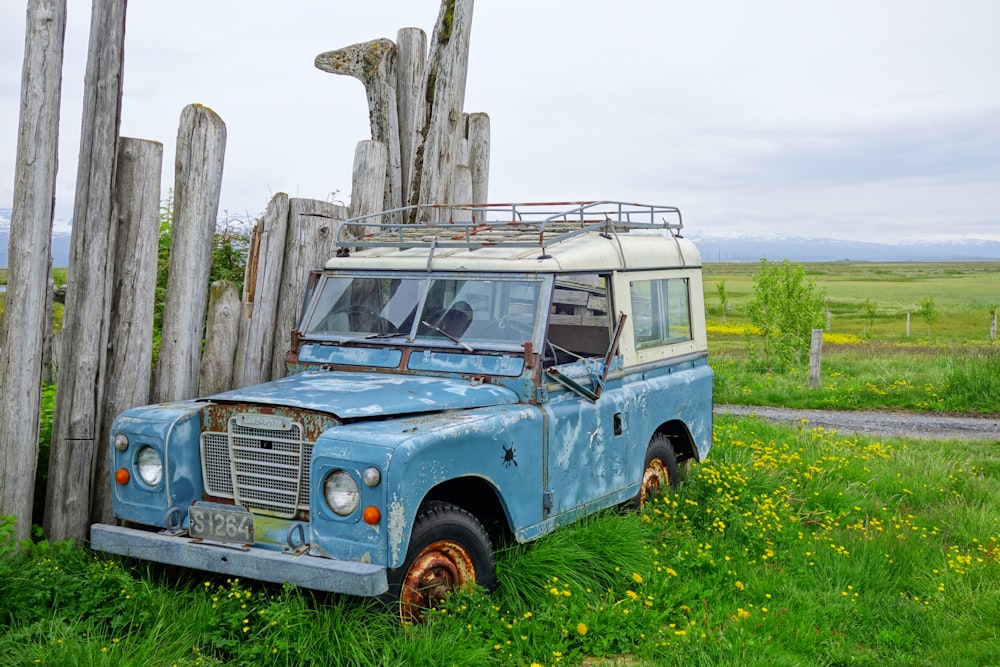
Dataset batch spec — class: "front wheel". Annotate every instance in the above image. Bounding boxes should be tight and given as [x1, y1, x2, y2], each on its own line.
[387, 501, 496, 624]
[633, 434, 680, 509]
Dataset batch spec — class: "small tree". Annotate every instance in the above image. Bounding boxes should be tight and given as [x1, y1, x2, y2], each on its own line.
[862, 297, 877, 338]
[744, 258, 826, 371]
[716, 280, 729, 323]
[916, 296, 937, 336]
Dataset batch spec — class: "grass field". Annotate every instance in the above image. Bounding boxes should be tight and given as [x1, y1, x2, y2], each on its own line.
[3, 416, 999, 666]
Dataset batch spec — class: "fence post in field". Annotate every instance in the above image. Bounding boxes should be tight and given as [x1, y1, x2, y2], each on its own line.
[467, 111, 490, 207]
[809, 329, 823, 389]
[152, 104, 226, 404]
[233, 193, 289, 389]
[199, 280, 241, 395]
[412, 0, 475, 215]
[396, 27, 426, 209]
[315, 39, 402, 225]
[0, 0, 66, 543]
[45, 0, 126, 543]
[991, 309, 997, 340]
[270, 199, 348, 380]
[906, 311, 911, 337]
[93, 137, 162, 523]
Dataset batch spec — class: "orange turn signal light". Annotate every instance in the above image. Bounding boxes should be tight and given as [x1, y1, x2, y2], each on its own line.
[115, 468, 130, 485]
[362, 506, 381, 525]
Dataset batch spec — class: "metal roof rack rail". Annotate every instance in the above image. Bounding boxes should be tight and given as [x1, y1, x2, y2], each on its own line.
[334, 200, 683, 254]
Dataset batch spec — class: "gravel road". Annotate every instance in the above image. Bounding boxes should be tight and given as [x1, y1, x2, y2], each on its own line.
[715, 404, 1000, 442]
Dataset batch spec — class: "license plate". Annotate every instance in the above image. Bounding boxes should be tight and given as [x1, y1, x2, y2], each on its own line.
[188, 502, 255, 545]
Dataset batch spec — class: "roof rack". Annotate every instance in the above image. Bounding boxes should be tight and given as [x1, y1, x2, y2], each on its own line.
[335, 201, 683, 254]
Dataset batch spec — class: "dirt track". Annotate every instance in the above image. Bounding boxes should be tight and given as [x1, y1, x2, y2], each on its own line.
[715, 404, 1000, 442]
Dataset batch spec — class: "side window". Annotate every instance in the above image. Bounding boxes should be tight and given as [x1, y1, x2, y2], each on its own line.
[546, 274, 612, 364]
[630, 278, 691, 349]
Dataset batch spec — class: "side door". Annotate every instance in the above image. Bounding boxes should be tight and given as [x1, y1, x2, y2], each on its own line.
[540, 273, 637, 518]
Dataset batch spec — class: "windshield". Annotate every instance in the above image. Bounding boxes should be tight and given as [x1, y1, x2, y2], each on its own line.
[301, 275, 543, 347]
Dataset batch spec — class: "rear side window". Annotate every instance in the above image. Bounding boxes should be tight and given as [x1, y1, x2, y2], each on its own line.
[630, 278, 691, 349]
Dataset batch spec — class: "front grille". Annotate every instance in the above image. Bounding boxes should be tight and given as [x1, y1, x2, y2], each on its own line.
[201, 414, 314, 518]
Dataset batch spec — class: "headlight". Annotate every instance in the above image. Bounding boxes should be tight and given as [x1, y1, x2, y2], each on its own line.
[136, 446, 163, 486]
[324, 470, 360, 516]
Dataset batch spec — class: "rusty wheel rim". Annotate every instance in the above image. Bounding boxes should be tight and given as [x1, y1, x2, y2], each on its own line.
[399, 539, 477, 624]
[640, 458, 670, 506]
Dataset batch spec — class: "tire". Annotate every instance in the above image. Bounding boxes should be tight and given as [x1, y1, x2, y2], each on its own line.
[632, 434, 680, 509]
[386, 501, 496, 623]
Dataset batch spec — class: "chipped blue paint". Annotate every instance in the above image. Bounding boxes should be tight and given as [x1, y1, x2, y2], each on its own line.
[297, 343, 403, 368]
[204, 369, 519, 418]
[407, 350, 525, 376]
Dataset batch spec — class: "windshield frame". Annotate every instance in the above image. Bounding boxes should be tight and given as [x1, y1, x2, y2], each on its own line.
[297, 270, 552, 353]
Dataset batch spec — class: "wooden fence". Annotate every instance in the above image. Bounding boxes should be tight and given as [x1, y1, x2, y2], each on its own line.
[0, 0, 486, 544]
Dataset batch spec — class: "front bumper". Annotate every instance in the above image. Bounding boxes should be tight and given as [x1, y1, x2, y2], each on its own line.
[90, 524, 388, 597]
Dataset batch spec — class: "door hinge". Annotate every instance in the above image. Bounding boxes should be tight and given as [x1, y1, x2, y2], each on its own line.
[543, 490, 554, 512]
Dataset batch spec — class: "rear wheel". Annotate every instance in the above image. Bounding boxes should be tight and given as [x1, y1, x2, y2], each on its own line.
[635, 434, 680, 508]
[387, 501, 496, 624]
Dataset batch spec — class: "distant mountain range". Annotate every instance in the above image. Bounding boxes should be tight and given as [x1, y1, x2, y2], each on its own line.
[1, 207, 998, 267]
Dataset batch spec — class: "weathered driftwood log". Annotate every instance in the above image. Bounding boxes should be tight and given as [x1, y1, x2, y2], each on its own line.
[0, 0, 66, 543]
[412, 0, 475, 216]
[347, 140, 388, 237]
[45, 0, 125, 543]
[271, 199, 347, 380]
[200, 280, 241, 396]
[152, 104, 226, 404]
[233, 193, 289, 389]
[316, 39, 402, 224]
[451, 164, 473, 207]
[93, 137, 162, 523]
[395, 27, 426, 209]
[467, 111, 490, 206]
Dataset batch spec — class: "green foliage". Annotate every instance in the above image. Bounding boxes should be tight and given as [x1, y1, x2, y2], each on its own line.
[863, 297, 877, 338]
[716, 280, 729, 322]
[743, 259, 826, 370]
[917, 295, 938, 335]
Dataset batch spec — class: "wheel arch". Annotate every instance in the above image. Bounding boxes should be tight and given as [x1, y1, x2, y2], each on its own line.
[652, 419, 699, 463]
[419, 475, 514, 547]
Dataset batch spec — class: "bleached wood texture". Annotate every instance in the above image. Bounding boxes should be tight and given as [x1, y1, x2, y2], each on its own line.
[467, 111, 490, 206]
[199, 280, 241, 396]
[316, 39, 402, 224]
[347, 140, 388, 237]
[396, 27, 426, 208]
[233, 193, 289, 388]
[270, 199, 347, 380]
[152, 104, 226, 403]
[412, 0, 475, 215]
[45, 0, 125, 543]
[0, 0, 66, 543]
[93, 137, 162, 523]
[451, 164, 473, 208]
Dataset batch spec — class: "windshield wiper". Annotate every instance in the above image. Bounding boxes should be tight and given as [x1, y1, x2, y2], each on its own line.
[340, 331, 402, 344]
[420, 320, 475, 352]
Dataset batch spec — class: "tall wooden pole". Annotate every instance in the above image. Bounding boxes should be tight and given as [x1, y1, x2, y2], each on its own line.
[45, 0, 126, 544]
[0, 0, 66, 543]
[396, 28, 426, 209]
[151, 104, 226, 403]
[91, 137, 162, 524]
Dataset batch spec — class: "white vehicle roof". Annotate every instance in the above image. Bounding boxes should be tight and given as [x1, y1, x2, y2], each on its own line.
[326, 201, 702, 273]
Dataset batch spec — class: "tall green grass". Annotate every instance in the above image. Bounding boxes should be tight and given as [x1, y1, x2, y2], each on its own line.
[4, 417, 1000, 666]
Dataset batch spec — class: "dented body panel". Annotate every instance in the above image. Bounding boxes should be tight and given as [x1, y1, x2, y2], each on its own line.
[91, 201, 714, 598]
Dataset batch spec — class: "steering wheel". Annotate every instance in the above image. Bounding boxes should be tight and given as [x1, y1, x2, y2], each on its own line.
[329, 305, 397, 334]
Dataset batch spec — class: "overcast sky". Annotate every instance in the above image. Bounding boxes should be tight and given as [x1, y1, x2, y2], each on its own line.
[2, 0, 998, 243]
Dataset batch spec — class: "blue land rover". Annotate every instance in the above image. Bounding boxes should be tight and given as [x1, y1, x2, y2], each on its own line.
[91, 201, 713, 621]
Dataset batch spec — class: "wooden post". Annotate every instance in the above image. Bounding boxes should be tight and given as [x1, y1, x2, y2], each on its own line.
[152, 104, 226, 403]
[396, 27, 426, 209]
[0, 0, 66, 543]
[808, 328, 823, 389]
[270, 199, 348, 380]
[199, 280, 241, 395]
[315, 39, 402, 224]
[93, 137, 162, 523]
[45, 0, 125, 543]
[233, 193, 289, 389]
[991, 309, 997, 340]
[451, 164, 473, 207]
[348, 140, 388, 237]
[906, 311, 911, 337]
[467, 111, 490, 206]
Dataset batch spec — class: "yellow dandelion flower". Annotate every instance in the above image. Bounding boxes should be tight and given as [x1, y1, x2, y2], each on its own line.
[632, 572, 643, 584]
[577, 622, 588, 635]
[735, 580, 745, 590]
[737, 608, 750, 620]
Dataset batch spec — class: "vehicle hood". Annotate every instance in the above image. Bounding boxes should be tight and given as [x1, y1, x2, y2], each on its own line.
[202, 370, 520, 419]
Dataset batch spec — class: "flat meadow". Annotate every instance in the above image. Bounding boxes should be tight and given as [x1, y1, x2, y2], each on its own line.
[1, 261, 999, 666]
